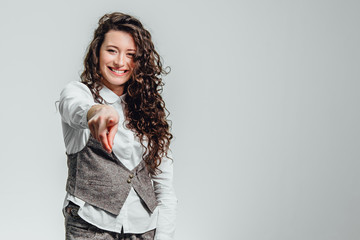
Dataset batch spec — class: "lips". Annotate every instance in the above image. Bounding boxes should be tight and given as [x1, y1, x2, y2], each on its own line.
[109, 67, 128, 76]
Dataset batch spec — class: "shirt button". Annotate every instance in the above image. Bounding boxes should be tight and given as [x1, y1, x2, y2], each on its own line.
[129, 174, 134, 179]
[127, 179, 131, 183]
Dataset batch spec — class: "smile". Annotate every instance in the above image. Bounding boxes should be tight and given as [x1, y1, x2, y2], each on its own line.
[109, 67, 128, 75]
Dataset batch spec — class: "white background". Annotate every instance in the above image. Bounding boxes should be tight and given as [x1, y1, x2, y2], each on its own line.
[0, 0, 359, 239]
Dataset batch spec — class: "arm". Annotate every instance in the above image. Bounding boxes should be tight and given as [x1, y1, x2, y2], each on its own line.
[59, 81, 119, 153]
[59, 81, 95, 130]
[152, 153, 178, 240]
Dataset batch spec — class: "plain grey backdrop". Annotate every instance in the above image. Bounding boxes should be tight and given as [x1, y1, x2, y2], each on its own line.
[0, 0, 359, 239]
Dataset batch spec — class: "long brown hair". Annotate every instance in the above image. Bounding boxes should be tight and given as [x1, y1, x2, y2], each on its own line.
[81, 12, 172, 174]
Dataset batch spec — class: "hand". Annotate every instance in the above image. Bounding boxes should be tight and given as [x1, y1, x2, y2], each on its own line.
[87, 105, 119, 153]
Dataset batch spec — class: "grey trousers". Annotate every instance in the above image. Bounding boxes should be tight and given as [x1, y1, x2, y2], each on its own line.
[65, 202, 156, 240]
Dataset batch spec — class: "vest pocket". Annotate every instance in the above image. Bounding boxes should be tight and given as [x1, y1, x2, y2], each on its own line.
[85, 179, 112, 187]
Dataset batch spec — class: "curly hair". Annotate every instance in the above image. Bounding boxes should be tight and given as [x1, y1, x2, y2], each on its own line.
[80, 12, 172, 175]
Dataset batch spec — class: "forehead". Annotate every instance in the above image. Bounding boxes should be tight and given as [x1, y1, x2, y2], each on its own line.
[103, 30, 136, 48]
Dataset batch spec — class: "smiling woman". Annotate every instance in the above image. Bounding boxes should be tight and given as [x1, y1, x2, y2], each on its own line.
[58, 12, 176, 240]
[99, 30, 136, 95]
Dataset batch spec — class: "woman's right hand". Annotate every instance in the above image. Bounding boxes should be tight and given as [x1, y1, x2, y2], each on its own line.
[87, 105, 119, 153]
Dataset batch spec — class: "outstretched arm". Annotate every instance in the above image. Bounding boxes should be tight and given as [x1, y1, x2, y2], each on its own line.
[59, 81, 119, 153]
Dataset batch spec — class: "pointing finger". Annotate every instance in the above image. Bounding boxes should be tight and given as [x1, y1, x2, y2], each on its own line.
[107, 123, 118, 150]
[98, 118, 111, 152]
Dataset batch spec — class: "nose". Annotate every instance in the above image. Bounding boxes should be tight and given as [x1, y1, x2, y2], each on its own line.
[114, 53, 125, 67]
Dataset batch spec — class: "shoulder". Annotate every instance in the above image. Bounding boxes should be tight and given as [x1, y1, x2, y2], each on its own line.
[61, 81, 91, 93]
[60, 81, 93, 99]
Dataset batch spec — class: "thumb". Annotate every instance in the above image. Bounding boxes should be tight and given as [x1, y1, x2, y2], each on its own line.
[107, 117, 117, 127]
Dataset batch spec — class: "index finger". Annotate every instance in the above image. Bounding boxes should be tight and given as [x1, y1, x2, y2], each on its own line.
[107, 123, 118, 150]
[98, 119, 112, 153]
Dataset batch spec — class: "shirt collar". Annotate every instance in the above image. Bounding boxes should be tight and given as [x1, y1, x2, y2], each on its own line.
[99, 85, 127, 104]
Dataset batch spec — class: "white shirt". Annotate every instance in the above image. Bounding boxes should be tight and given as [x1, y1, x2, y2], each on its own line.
[59, 81, 177, 239]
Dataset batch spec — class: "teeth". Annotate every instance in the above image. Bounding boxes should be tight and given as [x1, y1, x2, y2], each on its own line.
[111, 68, 125, 74]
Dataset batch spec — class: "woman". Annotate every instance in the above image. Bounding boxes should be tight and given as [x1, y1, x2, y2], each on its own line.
[59, 12, 177, 240]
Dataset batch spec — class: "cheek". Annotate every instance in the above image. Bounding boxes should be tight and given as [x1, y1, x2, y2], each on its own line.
[99, 53, 112, 73]
[99, 60, 107, 75]
[129, 60, 135, 70]
[100, 53, 110, 65]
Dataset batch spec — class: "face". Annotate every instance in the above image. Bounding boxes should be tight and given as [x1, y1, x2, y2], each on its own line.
[99, 30, 136, 96]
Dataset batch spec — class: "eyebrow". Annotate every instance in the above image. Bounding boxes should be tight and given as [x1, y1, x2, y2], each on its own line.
[106, 45, 136, 51]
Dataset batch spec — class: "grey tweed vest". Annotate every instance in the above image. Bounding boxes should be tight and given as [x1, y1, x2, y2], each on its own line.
[66, 135, 157, 215]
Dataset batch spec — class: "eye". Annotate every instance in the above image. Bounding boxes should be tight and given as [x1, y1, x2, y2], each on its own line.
[127, 53, 135, 58]
[107, 49, 117, 54]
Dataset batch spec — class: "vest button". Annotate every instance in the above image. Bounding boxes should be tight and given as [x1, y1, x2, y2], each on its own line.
[129, 174, 134, 179]
[127, 179, 131, 183]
